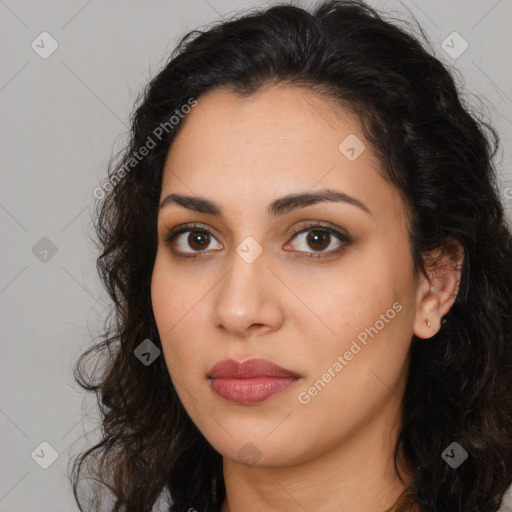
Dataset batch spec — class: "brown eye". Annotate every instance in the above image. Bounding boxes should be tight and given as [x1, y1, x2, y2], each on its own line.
[187, 231, 210, 251]
[305, 230, 330, 251]
[163, 224, 223, 257]
[286, 223, 351, 258]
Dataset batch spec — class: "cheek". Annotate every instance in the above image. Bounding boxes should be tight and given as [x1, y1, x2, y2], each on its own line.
[299, 247, 397, 340]
[296, 240, 415, 385]
[294, 294, 412, 443]
[151, 256, 200, 375]
[151, 251, 200, 331]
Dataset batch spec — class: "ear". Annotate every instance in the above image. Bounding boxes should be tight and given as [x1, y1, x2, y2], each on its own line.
[413, 238, 464, 339]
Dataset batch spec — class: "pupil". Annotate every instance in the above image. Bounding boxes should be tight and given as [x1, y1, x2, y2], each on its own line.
[189, 231, 208, 250]
[308, 231, 329, 250]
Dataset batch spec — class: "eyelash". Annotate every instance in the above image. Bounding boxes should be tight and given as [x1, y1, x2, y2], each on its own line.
[162, 222, 352, 260]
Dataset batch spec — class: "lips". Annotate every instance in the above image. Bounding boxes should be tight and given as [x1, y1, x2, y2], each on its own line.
[207, 358, 301, 379]
[207, 358, 302, 405]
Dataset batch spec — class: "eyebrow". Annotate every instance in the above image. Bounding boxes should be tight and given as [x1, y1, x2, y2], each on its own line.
[158, 187, 372, 218]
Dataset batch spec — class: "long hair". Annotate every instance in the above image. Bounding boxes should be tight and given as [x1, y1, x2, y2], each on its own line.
[70, 1, 512, 511]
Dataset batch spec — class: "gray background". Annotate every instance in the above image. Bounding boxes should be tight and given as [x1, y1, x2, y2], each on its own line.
[1, 0, 511, 511]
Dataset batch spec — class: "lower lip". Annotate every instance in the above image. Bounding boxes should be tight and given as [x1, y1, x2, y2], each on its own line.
[209, 376, 300, 405]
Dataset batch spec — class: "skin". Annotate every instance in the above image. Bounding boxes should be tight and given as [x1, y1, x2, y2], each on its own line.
[151, 84, 462, 512]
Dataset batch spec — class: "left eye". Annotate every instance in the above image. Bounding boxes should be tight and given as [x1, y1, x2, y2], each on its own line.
[285, 225, 350, 256]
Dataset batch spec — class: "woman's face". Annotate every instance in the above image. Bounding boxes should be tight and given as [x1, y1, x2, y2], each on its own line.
[151, 85, 428, 467]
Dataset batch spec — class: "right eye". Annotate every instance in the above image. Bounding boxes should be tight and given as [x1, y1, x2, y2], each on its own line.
[163, 223, 223, 258]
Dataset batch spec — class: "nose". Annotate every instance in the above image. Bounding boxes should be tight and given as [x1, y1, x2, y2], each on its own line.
[210, 247, 285, 338]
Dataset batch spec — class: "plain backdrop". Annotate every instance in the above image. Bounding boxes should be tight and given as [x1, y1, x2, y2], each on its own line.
[1, 0, 511, 511]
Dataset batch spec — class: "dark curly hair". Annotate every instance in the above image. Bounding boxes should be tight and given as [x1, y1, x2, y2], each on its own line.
[69, 1, 512, 511]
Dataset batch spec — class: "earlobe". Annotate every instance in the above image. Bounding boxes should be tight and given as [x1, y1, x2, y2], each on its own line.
[413, 239, 464, 340]
[413, 284, 441, 339]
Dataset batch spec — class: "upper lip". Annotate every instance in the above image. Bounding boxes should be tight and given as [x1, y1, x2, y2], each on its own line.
[207, 358, 301, 379]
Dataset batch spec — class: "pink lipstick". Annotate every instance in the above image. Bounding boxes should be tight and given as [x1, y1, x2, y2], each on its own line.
[207, 358, 301, 405]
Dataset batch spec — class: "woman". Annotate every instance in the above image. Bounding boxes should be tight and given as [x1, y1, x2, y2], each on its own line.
[71, 1, 512, 511]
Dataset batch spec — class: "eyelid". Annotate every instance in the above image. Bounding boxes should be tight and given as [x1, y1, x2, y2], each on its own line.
[288, 220, 350, 240]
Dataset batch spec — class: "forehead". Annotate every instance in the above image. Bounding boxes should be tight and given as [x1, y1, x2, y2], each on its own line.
[165, 85, 360, 166]
[160, 85, 406, 227]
